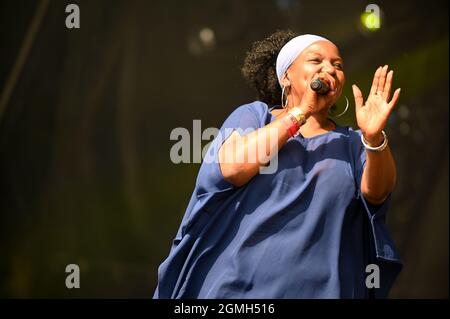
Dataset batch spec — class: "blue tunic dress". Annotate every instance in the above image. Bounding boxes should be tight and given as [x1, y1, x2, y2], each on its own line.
[153, 101, 402, 299]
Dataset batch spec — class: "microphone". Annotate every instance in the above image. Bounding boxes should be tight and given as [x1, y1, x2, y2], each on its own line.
[310, 79, 330, 95]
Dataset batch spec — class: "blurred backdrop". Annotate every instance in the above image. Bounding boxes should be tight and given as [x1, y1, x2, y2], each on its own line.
[0, 0, 448, 298]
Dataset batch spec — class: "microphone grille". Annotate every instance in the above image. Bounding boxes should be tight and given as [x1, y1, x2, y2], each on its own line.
[310, 79, 323, 91]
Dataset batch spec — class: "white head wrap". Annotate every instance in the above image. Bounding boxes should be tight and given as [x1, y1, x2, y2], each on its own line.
[276, 34, 330, 86]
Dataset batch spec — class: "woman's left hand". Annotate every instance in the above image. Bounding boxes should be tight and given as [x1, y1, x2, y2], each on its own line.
[352, 65, 401, 145]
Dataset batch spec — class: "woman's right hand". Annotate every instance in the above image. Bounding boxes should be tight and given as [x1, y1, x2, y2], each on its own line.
[297, 72, 337, 117]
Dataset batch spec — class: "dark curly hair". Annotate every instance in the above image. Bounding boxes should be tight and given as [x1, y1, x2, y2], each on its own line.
[242, 30, 297, 106]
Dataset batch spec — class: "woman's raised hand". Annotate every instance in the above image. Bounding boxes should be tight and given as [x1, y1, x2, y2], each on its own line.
[352, 65, 401, 144]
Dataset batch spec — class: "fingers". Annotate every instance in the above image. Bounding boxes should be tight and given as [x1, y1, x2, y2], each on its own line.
[377, 65, 389, 95]
[352, 84, 364, 110]
[388, 88, 401, 110]
[316, 72, 336, 91]
[369, 66, 382, 96]
[383, 70, 393, 101]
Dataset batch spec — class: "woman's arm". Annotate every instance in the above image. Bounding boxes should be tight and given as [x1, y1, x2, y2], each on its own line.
[219, 107, 309, 187]
[352, 65, 402, 204]
[361, 137, 397, 204]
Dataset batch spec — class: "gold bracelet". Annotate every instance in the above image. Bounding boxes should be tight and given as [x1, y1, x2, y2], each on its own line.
[288, 107, 308, 126]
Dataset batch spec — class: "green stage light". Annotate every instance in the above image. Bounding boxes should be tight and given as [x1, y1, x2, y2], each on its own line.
[361, 4, 381, 31]
[361, 11, 381, 31]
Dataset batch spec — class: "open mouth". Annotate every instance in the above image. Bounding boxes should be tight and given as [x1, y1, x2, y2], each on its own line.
[328, 88, 337, 95]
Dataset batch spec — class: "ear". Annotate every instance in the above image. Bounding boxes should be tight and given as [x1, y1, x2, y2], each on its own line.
[281, 72, 291, 88]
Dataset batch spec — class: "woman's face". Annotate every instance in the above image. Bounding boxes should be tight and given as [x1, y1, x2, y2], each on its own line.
[285, 40, 345, 108]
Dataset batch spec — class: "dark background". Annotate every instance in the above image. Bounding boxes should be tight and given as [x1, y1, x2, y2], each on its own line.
[0, 0, 448, 298]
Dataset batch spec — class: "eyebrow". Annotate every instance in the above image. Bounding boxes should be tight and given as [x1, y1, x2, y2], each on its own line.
[306, 52, 344, 62]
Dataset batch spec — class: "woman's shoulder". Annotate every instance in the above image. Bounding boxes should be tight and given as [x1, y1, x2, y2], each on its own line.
[345, 126, 364, 143]
[329, 124, 364, 152]
[222, 100, 272, 129]
[335, 125, 365, 156]
[232, 100, 270, 118]
[333, 123, 362, 139]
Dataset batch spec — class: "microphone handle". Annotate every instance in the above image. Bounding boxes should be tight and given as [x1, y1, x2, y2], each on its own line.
[310, 79, 330, 95]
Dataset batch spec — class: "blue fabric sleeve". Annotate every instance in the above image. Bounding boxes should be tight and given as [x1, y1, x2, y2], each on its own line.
[350, 128, 401, 260]
[195, 103, 262, 195]
[349, 128, 402, 297]
[350, 129, 366, 193]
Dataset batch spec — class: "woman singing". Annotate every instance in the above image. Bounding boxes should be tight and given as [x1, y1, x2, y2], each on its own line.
[153, 30, 403, 299]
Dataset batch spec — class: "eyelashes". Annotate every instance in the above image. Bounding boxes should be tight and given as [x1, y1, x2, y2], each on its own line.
[308, 58, 343, 70]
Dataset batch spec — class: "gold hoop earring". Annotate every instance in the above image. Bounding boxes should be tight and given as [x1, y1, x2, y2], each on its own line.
[329, 95, 349, 118]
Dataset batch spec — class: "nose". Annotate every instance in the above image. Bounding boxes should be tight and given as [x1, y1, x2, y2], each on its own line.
[322, 61, 336, 76]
